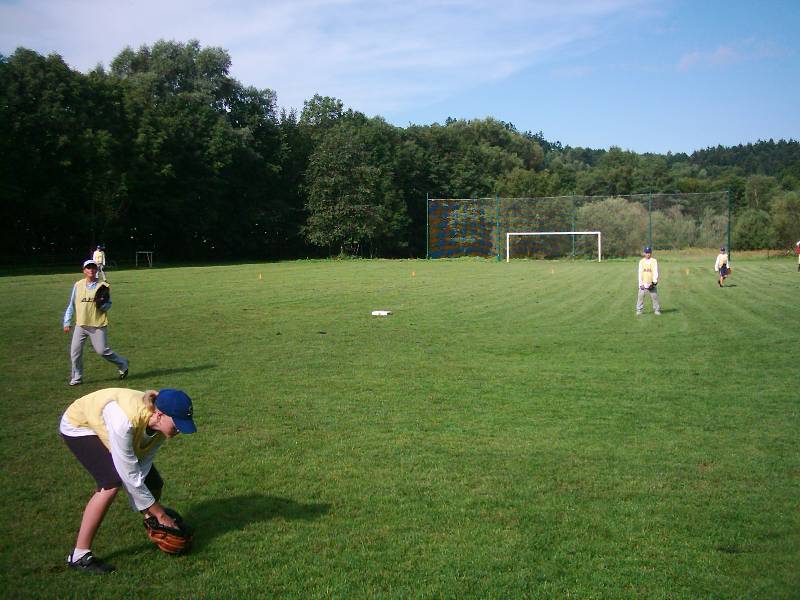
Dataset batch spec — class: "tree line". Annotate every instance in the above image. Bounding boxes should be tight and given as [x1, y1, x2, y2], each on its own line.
[2, 40, 799, 264]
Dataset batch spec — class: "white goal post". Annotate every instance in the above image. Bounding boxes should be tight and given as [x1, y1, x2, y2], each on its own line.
[506, 231, 602, 262]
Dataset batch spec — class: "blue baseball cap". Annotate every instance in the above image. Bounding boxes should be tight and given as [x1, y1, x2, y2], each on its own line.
[644, 246, 652, 253]
[155, 389, 197, 434]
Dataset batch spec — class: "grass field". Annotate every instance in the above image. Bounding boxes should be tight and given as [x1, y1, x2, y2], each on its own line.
[0, 255, 798, 598]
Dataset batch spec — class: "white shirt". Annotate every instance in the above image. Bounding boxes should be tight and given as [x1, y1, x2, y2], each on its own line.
[60, 401, 163, 511]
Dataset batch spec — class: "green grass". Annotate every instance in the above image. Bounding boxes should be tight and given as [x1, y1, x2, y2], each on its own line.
[0, 255, 798, 598]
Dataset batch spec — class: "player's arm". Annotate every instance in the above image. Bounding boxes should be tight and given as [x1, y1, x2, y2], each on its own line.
[104, 403, 177, 528]
[63, 283, 77, 332]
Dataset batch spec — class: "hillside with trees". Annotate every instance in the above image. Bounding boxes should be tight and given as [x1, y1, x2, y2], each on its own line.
[2, 41, 799, 262]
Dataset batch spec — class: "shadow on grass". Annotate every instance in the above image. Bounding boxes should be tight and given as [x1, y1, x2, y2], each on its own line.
[100, 494, 330, 561]
[102, 363, 218, 383]
[183, 494, 330, 551]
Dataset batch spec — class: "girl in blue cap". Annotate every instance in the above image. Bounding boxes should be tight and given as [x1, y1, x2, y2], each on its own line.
[60, 387, 196, 573]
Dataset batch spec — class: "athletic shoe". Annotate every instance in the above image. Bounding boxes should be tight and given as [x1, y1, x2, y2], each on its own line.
[69, 379, 82, 386]
[118, 369, 128, 380]
[655, 311, 661, 315]
[66, 552, 115, 574]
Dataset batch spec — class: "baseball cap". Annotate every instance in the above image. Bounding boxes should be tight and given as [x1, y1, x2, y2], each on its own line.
[83, 259, 98, 268]
[155, 389, 197, 434]
[644, 246, 652, 253]
[720, 246, 726, 251]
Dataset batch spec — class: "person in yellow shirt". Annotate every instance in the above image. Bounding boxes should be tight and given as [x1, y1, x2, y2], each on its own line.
[636, 246, 661, 315]
[714, 246, 730, 287]
[60, 387, 197, 573]
[63, 259, 128, 386]
[92, 244, 107, 282]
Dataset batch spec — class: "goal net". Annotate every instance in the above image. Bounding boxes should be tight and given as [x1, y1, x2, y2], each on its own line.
[427, 192, 730, 259]
[506, 232, 601, 262]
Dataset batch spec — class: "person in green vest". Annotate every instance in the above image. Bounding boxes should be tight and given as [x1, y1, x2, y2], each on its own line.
[63, 259, 128, 386]
[60, 387, 197, 573]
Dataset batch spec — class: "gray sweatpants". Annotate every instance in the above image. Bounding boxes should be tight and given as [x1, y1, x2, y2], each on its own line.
[70, 325, 128, 383]
[636, 287, 661, 314]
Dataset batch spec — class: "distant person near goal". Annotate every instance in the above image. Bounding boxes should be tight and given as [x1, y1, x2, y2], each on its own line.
[636, 246, 661, 316]
[714, 246, 731, 287]
[92, 244, 107, 281]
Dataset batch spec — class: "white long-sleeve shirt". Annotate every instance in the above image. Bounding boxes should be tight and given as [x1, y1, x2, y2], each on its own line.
[60, 401, 163, 511]
[714, 253, 729, 272]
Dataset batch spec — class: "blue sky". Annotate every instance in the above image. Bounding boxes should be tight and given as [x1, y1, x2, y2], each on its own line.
[1, 0, 797, 153]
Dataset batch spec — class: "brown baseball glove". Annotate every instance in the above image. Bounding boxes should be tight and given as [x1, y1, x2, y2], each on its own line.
[144, 508, 193, 555]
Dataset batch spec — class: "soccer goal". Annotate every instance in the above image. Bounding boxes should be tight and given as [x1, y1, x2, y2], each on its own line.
[506, 231, 602, 262]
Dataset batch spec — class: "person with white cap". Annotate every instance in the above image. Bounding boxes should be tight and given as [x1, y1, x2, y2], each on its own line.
[714, 246, 731, 287]
[63, 259, 128, 385]
[636, 246, 661, 315]
[60, 387, 197, 573]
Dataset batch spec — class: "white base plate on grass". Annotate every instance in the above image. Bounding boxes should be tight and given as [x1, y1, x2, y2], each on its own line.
[371, 310, 392, 316]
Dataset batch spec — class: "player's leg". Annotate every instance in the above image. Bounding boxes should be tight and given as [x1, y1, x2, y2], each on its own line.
[62, 434, 120, 573]
[88, 327, 129, 378]
[70, 326, 88, 385]
[636, 288, 646, 314]
[650, 289, 661, 315]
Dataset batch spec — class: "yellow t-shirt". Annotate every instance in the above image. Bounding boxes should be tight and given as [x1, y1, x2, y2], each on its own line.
[63, 388, 162, 457]
[73, 279, 110, 327]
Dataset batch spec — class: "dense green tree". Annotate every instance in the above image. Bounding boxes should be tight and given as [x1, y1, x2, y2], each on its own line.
[108, 40, 283, 259]
[733, 209, 775, 250]
[744, 174, 778, 210]
[576, 197, 647, 257]
[2, 43, 799, 262]
[769, 191, 800, 249]
[303, 118, 409, 256]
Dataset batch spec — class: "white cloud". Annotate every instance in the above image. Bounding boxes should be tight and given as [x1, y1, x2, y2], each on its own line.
[677, 37, 789, 72]
[1, 0, 657, 113]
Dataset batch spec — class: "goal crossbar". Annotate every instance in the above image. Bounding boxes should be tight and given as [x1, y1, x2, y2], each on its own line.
[506, 231, 602, 262]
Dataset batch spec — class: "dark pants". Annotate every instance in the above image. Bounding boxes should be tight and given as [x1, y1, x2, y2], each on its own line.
[62, 434, 163, 495]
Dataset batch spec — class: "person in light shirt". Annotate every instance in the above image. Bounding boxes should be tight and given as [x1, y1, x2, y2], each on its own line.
[63, 259, 128, 386]
[92, 244, 107, 281]
[636, 246, 661, 315]
[714, 246, 731, 287]
[60, 387, 197, 573]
